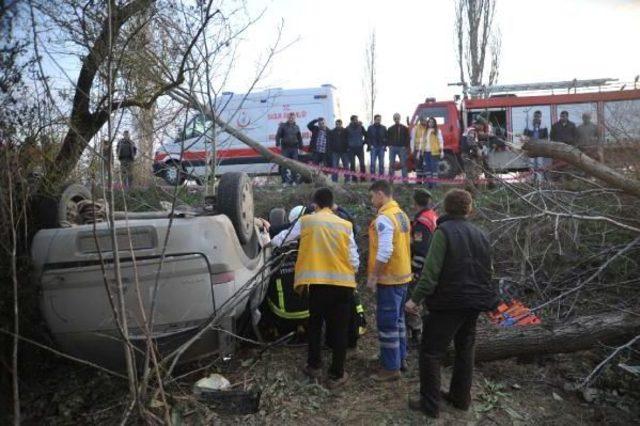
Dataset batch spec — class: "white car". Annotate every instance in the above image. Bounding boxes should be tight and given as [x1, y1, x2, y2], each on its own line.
[30, 172, 270, 367]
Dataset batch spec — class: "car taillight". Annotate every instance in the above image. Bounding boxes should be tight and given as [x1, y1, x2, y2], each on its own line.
[212, 271, 235, 285]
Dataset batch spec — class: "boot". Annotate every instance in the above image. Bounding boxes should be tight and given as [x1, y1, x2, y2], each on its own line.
[327, 372, 349, 390]
[303, 365, 322, 380]
[371, 368, 401, 382]
[408, 397, 439, 418]
[441, 391, 470, 411]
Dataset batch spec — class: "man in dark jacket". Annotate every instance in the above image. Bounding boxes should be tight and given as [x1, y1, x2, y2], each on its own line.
[308, 117, 330, 166]
[330, 119, 349, 182]
[367, 114, 387, 176]
[407, 189, 438, 346]
[550, 110, 578, 146]
[523, 110, 549, 140]
[345, 115, 367, 182]
[577, 112, 601, 160]
[387, 113, 411, 178]
[276, 112, 303, 185]
[117, 130, 137, 188]
[265, 206, 310, 339]
[523, 110, 549, 182]
[406, 189, 498, 418]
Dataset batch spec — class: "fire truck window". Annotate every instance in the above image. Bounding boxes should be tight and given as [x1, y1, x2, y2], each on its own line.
[556, 103, 597, 125]
[604, 99, 640, 142]
[467, 111, 507, 137]
[417, 107, 449, 125]
[511, 106, 552, 138]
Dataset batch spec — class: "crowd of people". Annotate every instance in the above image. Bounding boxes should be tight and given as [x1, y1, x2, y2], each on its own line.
[275, 112, 446, 187]
[263, 182, 498, 419]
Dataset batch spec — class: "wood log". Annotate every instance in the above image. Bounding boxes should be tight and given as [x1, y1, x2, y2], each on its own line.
[169, 89, 333, 187]
[470, 311, 640, 363]
[520, 139, 640, 198]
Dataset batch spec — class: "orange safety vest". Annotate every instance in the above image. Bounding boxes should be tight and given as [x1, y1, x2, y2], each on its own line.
[368, 200, 412, 285]
[294, 208, 356, 290]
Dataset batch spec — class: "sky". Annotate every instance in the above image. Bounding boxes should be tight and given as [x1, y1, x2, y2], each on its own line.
[225, 0, 640, 124]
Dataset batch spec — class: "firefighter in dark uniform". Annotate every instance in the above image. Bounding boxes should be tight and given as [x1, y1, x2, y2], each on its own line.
[267, 204, 366, 347]
[407, 189, 438, 346]
[265, 206, 310, 339]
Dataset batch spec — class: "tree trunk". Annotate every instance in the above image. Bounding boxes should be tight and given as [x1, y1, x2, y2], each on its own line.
[169, 89, 333, 186]
[521, 139, 640, 198]
[468, 311, 640, 363]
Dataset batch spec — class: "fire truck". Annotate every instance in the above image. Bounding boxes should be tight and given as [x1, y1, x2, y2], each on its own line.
[410, 78, 640, 178]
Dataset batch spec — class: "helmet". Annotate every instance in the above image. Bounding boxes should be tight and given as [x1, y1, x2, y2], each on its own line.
[288, 205, 306, 223]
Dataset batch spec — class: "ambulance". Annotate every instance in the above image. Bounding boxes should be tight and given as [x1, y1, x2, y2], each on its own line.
[153, 85, 340, 185]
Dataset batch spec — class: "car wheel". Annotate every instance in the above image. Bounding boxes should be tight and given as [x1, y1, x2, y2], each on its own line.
[268, 207, 287, 229]
[57, 183, 92, 226]
[162, 161, 184, 186]
[438, 152, 462, 179]
[217, 172, 254, 244]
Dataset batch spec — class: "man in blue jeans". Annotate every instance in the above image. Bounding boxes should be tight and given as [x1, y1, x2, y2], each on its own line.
[367, 114, 387, 177]
[275, 112, 303, 185]
[387, 113, 411, 179]
[367, 180, 413, 381]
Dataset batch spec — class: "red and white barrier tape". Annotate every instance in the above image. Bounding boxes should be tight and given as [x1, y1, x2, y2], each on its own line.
[292, 161, 535, 185]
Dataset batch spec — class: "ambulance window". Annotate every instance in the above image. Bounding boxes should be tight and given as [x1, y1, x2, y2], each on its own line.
[416, 107, 449, 124]
[183, 114, 214, 141]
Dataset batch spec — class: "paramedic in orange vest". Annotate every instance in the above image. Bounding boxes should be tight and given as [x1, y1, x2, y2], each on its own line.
[366, 180, 413, 381]
[273, 187, 359, 389]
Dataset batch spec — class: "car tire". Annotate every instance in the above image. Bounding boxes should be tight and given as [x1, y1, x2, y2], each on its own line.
[57, 183, 92, 227]
[217, 172, 254, 244]
[268, 207, 287, 229]
[162, 161, 184, 186]
[438, 152, 462, 180]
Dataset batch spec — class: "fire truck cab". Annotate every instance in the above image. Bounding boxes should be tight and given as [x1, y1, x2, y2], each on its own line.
[410, 99, 463, 178]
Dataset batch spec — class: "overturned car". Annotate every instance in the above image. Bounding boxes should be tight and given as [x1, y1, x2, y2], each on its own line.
[30, 172, 270, 368]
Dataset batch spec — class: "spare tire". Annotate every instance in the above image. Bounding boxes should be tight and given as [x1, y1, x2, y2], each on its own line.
[58, 183, 92, 226]
[217, 172, 254, 244]
[268, 207, 287, 229]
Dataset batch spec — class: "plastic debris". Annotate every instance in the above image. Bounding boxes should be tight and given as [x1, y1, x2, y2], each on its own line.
[194, 373, 231, 394]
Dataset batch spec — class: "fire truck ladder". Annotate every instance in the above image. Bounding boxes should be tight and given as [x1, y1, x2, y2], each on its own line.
[469, 78, 618, 97]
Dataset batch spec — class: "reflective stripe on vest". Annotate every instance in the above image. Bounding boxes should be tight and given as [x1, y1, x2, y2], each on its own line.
[294, 209, 356, 289]
[368, 200, 412, 285]
[267, 299, 309, 320]
[295, 270, 356, 283]
[267, 278, 309, 320]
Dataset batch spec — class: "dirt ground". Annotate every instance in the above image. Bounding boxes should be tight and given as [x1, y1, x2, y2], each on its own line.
[20, 303, 639, 425]
[204, 290, 639, 425]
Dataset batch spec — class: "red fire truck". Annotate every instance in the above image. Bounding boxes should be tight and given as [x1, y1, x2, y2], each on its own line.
[410, 78, 640, 178]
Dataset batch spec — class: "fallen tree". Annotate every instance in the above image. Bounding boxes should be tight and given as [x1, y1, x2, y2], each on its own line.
[520, 139, 640, 198]
[470, 311, 640, 363]
[169, 89, 333, 187]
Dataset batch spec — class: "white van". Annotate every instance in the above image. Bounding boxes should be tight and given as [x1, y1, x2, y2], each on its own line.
[153, 85, 340, 185]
